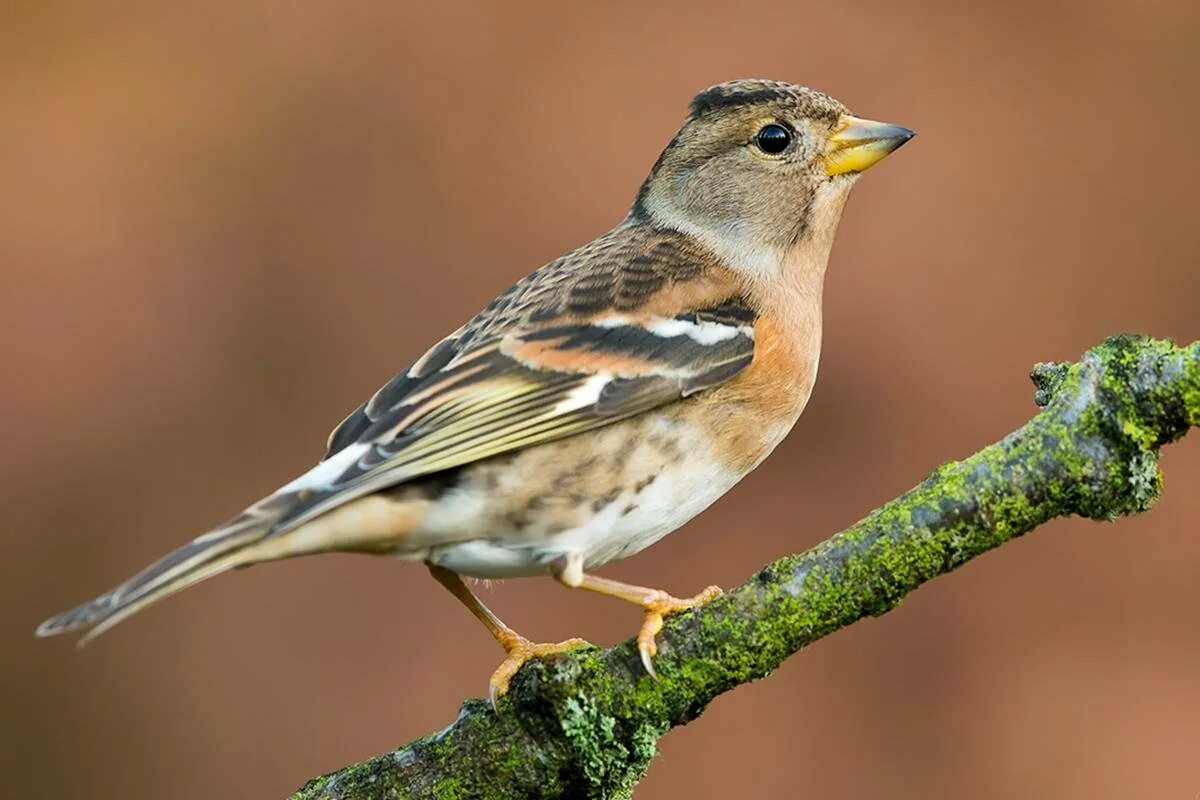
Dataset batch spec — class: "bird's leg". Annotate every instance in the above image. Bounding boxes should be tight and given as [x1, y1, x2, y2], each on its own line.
[425, 563, 587, 708]
[550, 554, 722, 678]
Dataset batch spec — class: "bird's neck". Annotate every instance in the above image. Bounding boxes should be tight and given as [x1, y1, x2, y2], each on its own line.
[749, 180, 854, 407]
[755, 248, 827, 412]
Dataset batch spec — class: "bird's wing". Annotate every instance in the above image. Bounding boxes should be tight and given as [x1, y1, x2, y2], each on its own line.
[274, 226, 756, 536]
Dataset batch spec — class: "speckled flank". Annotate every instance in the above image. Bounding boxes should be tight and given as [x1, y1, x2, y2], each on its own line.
[398, 407, 743, 577]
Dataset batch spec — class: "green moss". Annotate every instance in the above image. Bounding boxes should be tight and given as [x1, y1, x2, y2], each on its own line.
[559, 695, 621, 788]
[1121, 418, 1156, 450]
[628, 722, 660, 763]
[431, 777, 469, 800]
[292, 753, 412, 800]
[1126, 450, 1162, 510]
[551, 692, 663, 798]
[1030, 361, 1071, 407]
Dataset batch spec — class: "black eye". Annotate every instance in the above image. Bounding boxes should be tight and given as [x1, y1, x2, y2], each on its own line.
[754, 123, 792, 155]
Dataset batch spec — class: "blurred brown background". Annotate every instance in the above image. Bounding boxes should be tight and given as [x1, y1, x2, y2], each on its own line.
[3, 1, 1199, 798]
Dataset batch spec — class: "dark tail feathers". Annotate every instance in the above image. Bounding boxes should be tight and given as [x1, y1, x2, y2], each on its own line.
[36, 511, 275, 645]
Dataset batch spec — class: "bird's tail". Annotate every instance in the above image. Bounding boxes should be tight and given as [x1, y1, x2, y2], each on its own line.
[37, 436, 425, 645]
[35, 494, 297, 646]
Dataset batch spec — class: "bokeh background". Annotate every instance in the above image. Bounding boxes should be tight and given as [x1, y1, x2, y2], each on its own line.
[4, 2, 1199, 797]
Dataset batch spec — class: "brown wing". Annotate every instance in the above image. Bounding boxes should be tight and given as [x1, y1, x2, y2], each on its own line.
[284, 224, 755, 535]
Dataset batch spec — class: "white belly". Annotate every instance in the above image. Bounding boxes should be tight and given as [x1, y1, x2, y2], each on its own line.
[426, 462, 742, 578]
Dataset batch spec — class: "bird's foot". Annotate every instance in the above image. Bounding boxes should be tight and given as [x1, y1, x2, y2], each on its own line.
[636, 585, 723, 678]
[489, 632, 589, 709]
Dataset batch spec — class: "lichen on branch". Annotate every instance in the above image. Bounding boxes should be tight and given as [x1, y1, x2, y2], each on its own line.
[294, 334, 1199, 800]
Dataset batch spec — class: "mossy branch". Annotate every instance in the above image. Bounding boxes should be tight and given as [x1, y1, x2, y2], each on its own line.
[294, 334, 1199, 800]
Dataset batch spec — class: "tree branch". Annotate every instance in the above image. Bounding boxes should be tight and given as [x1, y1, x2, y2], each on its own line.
[293, 334, 1199, 800]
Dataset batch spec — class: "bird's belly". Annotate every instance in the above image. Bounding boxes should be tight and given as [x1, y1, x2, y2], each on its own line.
[411, 408, 754, 579]
[427, 462, 742, 578]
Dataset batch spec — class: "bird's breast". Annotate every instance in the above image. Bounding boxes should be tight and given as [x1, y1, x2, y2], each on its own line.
[700, 304, 823, 474]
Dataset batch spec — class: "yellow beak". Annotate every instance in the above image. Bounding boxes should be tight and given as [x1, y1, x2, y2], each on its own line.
[824, 115, 915, 176]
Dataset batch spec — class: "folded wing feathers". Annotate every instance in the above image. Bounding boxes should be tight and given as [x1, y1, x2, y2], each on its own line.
[269, 304, 756, 539]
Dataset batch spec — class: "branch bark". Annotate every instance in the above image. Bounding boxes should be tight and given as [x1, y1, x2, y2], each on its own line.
[293, 334, 1199, 800]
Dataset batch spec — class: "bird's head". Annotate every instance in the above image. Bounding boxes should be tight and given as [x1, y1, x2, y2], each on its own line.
[633, 79, 914, 278]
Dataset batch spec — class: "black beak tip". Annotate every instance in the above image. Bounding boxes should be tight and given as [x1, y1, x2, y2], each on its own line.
[888, 127, 917, 152]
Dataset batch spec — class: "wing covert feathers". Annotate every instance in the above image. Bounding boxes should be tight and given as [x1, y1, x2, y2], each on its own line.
[291, 225, 757, 536]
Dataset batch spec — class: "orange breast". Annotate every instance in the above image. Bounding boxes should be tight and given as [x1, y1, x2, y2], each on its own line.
[695, 309, 822, 474]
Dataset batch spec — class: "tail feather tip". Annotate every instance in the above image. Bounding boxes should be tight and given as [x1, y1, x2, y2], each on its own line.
[35, 596, 115, 639]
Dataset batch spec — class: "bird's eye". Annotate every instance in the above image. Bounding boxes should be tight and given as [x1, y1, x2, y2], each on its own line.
[753, 123, 792, 155]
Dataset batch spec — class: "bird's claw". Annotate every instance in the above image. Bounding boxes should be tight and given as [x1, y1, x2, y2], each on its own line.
[488, 633, 589, 710]
[635, 585, 723, 679]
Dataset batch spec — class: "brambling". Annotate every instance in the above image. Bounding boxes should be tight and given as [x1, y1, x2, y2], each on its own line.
[38, 79, 913, 702]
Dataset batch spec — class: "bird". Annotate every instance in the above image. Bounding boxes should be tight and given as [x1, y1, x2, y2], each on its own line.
[36, 79, 913, 704]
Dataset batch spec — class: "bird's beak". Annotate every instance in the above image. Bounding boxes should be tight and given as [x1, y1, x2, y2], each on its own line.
[824, 115, 915, 176]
